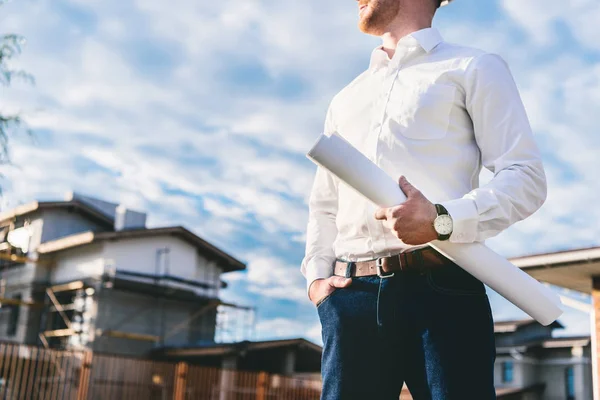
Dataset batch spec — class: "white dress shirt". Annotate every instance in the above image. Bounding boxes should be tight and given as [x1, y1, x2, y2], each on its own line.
[301, 27, 547, 290]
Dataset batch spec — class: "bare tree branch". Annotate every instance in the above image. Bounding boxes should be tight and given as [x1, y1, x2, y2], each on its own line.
[0, 2, 36, 195]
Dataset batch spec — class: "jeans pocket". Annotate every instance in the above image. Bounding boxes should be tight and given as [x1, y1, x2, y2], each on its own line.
[316, 289, 342, 309]
[426, 262, 486, 296]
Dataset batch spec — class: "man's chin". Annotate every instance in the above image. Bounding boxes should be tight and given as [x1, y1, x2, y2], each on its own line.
[358, 22, 385, 36]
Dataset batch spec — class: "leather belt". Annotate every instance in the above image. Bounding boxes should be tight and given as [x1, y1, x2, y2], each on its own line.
[334, 247, 450, 278]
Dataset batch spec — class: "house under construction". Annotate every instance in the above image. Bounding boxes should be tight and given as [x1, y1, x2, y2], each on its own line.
[0, 192, 255, 357]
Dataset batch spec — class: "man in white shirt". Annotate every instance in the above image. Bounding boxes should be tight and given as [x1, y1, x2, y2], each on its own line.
[301, 0, 547, 398]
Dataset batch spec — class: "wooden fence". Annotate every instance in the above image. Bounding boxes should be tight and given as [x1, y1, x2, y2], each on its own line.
[0, 342, 321, 399]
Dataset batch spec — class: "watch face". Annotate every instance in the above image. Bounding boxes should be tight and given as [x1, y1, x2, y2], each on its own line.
[434, 215, 453, 235]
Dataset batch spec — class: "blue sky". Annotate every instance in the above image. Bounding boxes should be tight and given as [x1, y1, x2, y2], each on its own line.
[2, 0, 599, 343]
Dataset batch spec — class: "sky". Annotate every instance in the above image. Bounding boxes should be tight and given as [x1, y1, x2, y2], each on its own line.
[1, 0, 599, 345]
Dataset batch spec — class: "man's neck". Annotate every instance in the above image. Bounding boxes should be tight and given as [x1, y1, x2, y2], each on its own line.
[380, 15, 433, 59]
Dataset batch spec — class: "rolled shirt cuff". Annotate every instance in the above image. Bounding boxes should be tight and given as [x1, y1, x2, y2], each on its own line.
[441, 198, 479, 243]
[305, 259, 334, 295]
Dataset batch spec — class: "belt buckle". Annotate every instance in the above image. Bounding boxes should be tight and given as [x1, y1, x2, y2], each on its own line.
[376, 258, 395, 279]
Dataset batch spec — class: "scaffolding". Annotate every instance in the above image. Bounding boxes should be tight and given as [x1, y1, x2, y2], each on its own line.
[96, 270, 256, 348]
[38, 280, 96, 350]
[0, 219, 22, 307]
[215, 302, 256, 344]
[0, 221, 256, 353]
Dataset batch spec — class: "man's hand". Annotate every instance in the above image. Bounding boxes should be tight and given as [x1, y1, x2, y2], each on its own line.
[309, 276, 352, 306]
[374, 176, 438, 245]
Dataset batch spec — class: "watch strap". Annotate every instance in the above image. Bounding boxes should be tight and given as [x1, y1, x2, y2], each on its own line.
[435, 203, 449, 216]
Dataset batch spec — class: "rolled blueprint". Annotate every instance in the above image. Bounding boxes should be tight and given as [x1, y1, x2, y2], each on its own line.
[307, 133, 563, 326]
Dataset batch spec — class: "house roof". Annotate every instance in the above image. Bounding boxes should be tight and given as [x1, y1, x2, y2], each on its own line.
[496, 384, 545, 398]
[0, 200, 114, 226]
[540, 336, 590, 348]
[494, 318, 563, 333]
[510, 246, 600, 293]
[37, 226, 246, 273]
[496, 335, 591, 354]
[157, 338, 322, 358]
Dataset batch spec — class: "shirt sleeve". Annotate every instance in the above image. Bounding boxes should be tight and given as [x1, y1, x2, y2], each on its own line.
[300, 106, 339, 294]
[441, 53, 547, 243]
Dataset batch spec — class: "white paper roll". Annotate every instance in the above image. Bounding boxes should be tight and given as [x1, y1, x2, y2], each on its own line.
[307, 133, 563, 326]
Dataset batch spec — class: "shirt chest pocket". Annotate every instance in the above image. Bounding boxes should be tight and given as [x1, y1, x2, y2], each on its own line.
[386, 83, 457, 140]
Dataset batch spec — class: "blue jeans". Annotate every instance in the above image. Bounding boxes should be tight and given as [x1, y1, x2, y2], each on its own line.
[317, 260, 496, 399]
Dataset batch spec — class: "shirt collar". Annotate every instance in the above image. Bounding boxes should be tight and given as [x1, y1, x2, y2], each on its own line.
[411, 27, 443, 53]
[369, 27, 443, 70]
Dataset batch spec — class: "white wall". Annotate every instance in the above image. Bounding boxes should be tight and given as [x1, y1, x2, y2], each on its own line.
[103, 235, 193, 276]
[51, 243, 106, 283]
[102, 236, 222, 297]
[47, 235, 223, 299]
[539, 356, 592, 400]
[495, 356, 538, 389]
[496, 350, 593, 400]
[26, 216, 44, 254]
[195, 255, 222, 298]
[39, 209, 108, 243]
[518, 360, 539, 388]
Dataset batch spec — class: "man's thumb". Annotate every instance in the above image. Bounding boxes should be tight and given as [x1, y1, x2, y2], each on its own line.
[329, 276, 352, 288]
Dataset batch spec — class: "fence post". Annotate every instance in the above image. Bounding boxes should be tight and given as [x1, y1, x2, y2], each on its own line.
[76, 351, 93, 400]
[173, 362, 188, 400]
[256, 371, 268, 400]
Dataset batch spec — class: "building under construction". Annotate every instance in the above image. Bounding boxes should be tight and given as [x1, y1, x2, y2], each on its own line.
[0, 192, 255, 357]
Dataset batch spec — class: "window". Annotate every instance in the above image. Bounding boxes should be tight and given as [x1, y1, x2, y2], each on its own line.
[7, 294, 22, 336]
[502, 361, 514, 383]
[565, 367, 575, 400]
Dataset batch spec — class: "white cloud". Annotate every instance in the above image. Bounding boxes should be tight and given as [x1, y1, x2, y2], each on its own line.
[1, 0, 355, 242]
[2, 0, 599, 340]
[306, 323, 323, 346]
[501, 0, 600, 50]
[484, 52, 600, 259]
[255, 317, 311, 341]
[202, 197, 249, 221]
[245, 255, 307, 302]
[500, 0, 564, 46]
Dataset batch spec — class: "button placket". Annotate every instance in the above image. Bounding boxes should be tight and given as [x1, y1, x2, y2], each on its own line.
[372, 48, 425, 253]
[363, 67, 390, 256]
[365, 68, 386, 161]
[369, 66, 402, 255]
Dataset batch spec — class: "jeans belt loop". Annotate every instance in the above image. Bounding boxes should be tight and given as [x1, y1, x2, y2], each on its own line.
[416, 249, 424, 267]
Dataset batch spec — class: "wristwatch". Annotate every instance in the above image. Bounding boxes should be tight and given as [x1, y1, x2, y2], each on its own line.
[433, 204, 453, 241]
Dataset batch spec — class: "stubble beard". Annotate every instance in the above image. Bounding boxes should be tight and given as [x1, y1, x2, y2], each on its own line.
[358, 0, 400, 36]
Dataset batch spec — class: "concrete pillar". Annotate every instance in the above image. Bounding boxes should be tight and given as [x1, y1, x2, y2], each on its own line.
[592, 277, 600, 400]
[572, 346, 587, 400]
[282, 349, 296, 375]
[219, 356, 237, 400]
